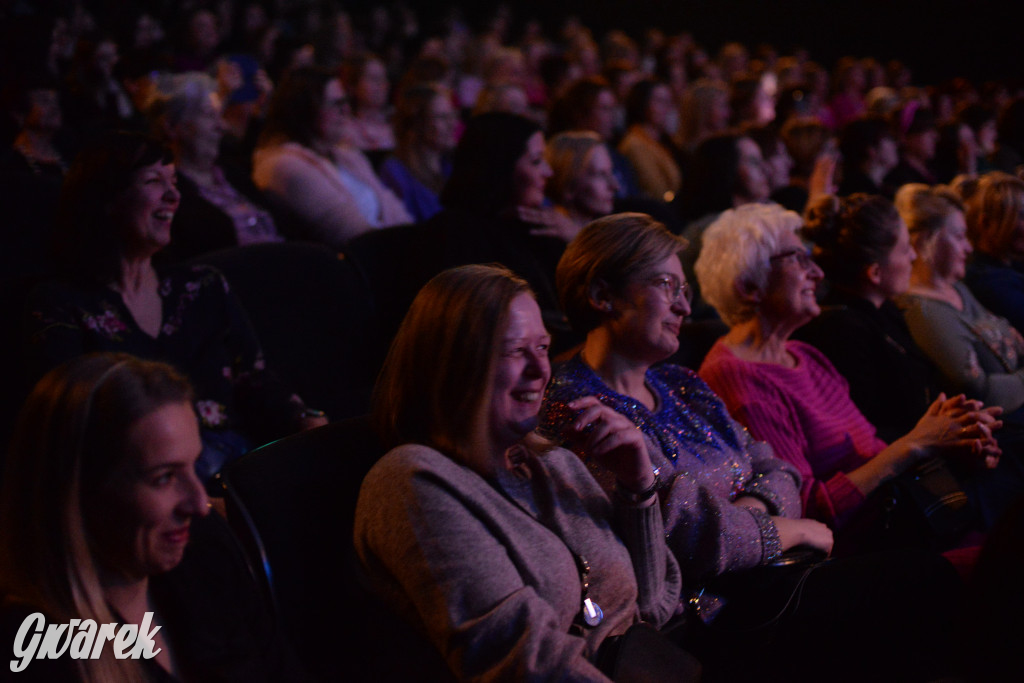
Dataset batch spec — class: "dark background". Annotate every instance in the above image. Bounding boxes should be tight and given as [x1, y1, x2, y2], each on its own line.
[409, 0, 1019, 85]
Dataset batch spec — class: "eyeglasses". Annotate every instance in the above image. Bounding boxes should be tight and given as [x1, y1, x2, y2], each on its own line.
[769, 248, 814, 270]
[649, 275, 692, 304]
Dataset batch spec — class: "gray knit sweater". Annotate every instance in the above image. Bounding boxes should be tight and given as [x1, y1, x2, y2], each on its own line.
[354, 444, 682, 682]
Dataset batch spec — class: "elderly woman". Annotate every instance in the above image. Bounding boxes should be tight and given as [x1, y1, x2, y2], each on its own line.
[252, 66, 411, 248]
[377, 82, 457, 223]
[0, 354, 302, 680]
[25, 132, 325, 483]
[354, 264, 691, 681]
[897, 183, 1024, 416]
[149, 72, 283, 260]
[696, 203, 999, 535]
[540, 213, 964, 683]
[963, 172, 1024, 333]
[534, 131, 619, 243]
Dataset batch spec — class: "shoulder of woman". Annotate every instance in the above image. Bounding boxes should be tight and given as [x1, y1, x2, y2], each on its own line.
[788, 340, 844, 377]
[361, 444, 467, 490]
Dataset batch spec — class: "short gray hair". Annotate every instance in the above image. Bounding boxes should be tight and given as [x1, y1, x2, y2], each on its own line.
[695, 203, 803, 326]
[147, 72, 218, 133]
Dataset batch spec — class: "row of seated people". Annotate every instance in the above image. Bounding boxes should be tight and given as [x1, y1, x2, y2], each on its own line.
[6, 109, 1024, 490]
[6, 17, 1024, 277]
[3, 223, 1021, 679]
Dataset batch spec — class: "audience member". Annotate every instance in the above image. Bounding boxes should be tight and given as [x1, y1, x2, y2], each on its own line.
[252, 66, 411, 248]
[24, 132, 325, 483]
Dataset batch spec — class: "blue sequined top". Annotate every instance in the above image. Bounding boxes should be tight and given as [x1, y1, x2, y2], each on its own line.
[540, 356, 802, 582]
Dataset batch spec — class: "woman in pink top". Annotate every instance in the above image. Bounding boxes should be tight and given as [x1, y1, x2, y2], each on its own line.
[694, 203, 1000, 539]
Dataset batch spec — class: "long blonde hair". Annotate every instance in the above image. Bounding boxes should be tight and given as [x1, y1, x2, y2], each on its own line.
[0, 353, 193, 683]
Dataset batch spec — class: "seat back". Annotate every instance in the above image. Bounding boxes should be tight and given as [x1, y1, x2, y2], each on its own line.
[192, 242, 385, 420]
[218, 417, 452, 681]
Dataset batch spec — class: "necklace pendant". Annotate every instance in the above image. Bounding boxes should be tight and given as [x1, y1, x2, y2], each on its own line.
[581, 597, 603, 627]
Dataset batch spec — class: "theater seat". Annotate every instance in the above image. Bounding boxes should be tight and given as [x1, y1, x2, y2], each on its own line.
[191, 242, 386, 421]
[217, 417, 453, 682]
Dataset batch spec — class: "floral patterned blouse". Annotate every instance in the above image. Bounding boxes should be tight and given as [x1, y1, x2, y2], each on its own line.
[25, 264, 305, 443]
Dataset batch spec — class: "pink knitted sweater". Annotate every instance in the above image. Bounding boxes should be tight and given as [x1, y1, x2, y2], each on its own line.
[699, 340, 887, 528]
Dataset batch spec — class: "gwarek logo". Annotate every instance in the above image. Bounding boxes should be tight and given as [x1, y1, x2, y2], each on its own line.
[9, 612, 161, 673]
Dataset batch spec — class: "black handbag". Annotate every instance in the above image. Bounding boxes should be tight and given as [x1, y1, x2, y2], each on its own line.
[881, 457, 974, 548]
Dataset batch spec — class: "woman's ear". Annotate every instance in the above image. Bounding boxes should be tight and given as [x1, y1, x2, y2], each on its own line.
[733, 277, 762, 304]
[588, 278, 614, 313]
[864, 262, 883, 286]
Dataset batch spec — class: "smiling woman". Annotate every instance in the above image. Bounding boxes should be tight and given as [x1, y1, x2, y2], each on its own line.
[356, 264, 690, 681]
[0, 354, 304, 682]
[695, 203, 1002, 543]
[24, 131, 324, 485]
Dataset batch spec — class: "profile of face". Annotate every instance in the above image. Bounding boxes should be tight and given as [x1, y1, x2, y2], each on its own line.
[189, 10, 220, 53]
[134, 13, 165, 49]
[316, 78, 351, 147]
[646, 84, 675, 132]
[876, 219, 916, 297]
[605, 254, 691, 365]
[923, 210, 972, 282]
[764, 141, 794, 191]
[762, 230, 823, 327]
[735, 137, 771, 204]
[357, 59, 390, 110]
[977, 120, 998, 155]
[489, 293, 551, 453]
[584, 89, 618, 141]
[182, 92, 225, 161]
[513, 131, 553, 209]
[905, 128, 939, 161]
[570, 146, 619, 219]
[753, 85, 776, 125]
[421, 94, 458, 152]
[116, 161, 180, 257]
[90, 401, 209, 578]
[873, 135, 899, 172]
[93, 40, 119, 80]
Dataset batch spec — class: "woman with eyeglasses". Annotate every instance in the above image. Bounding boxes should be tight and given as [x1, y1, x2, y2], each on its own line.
[695, 203, 999, 540]
[540, 212, 965, 682]
[540, 213, 831, 579]
[252, 66, 410, 248]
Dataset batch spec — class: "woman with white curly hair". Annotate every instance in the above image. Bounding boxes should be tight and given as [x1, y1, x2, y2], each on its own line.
[695, 203, 1000, 541]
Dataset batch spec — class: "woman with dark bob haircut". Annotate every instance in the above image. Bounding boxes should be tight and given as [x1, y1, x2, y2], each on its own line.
[25, 131, 325, 483]
[0, 353, 303, 681]
[355, 264, 693, 681]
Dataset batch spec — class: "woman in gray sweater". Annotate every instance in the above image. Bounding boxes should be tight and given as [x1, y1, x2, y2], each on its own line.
[354, 264, 686, 681]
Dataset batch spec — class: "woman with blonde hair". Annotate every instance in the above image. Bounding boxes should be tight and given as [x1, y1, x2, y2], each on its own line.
[963, 171, 1024, 333]
[527, 131, 619, 243]
[897, 183, 1024, 415]
[355, 264, 691, 681]
[0, 353, 300, 681]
